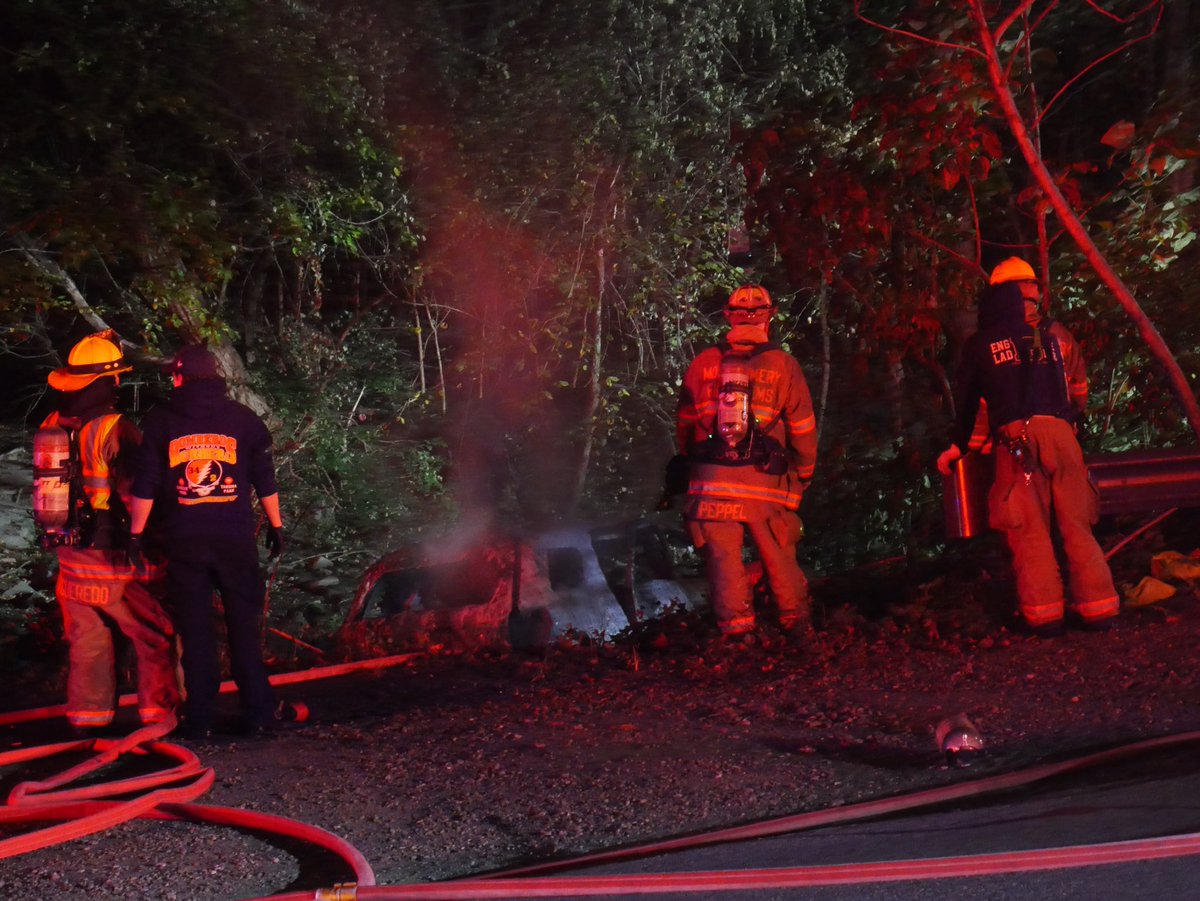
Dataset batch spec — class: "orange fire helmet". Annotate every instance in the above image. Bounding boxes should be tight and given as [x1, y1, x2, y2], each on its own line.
[725, 285, 774, 311]
[48, 330, 132, 391]
[989, 257, 1037, 285]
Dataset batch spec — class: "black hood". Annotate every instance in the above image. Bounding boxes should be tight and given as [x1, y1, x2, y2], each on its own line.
[720, 338, 780, 356]
[171, 377, 228, 410]
[977, 281, 1026, 329]
[56, 376, 118, 422]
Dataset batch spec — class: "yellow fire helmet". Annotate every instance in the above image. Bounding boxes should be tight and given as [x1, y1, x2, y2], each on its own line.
[989, 257, 1037, 285]
[48, 329, 132, 391]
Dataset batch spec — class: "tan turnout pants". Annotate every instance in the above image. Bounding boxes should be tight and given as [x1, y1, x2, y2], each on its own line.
[56, 547, 180, 728]
[987, 416, 1118, 628]
[692, 510, 810, 634]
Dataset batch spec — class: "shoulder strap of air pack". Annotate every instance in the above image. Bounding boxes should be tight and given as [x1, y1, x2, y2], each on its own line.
[60, 415, 98, 538]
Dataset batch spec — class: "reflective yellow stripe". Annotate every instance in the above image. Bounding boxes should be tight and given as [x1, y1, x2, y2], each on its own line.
[689, 480, 797, 504]
[1021, 602, 1063, 626]
[720, 616, 756, 635]
[58, 559, 130, 580]
[1075, 595, 1118, 620]
[68, 709, 114, 727]
[787, 413, 817, 435]
[80, 414, 121, 511]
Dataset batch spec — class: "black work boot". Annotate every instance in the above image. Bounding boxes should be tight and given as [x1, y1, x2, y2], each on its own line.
[1021, 618, 1066, 639]
[175, 717, 213, 741]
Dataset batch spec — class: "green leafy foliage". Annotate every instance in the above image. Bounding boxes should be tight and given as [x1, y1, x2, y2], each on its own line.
[2, 0, 1196, 585]
[263, 311, 453, 549]
[738, 0, 1198, 567]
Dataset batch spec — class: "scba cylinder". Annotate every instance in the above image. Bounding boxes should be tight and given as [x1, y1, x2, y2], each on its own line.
[717, 356, 751, 446]
[32, 425, 72, 532]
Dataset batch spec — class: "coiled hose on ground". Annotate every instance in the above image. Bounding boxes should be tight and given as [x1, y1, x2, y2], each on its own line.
[5, 659, 1200, 900]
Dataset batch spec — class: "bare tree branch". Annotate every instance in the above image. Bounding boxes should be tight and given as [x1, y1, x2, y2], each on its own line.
[852, 0, 983, 57]
[1036, 2, 1163, 126]
[10, 235, 113, 336]
[993, 0, 1041, 46]
[966, 0, 1200, 441]
[1082, 0, 1162, 25]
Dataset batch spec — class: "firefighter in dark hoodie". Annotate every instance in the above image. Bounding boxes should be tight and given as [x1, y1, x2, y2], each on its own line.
[40, 330, 180, 735]
[937, 257, 1118, 635]
[126, 345, 284, 739]
[677, 286, 818, 639]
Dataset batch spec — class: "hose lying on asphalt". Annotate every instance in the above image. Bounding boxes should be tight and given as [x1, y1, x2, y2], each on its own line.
[1, 715, 209, 858]
[0, 654, 421, 886]
[2, 798, 376, 887]
[0, 715, 375, 885]
[490, 727, 1200, 878]
[5, 667, 1200, 899]
[0, 651, 421, 728]
[256, 730, 1200, 901]
[259, 828, 1200, 900]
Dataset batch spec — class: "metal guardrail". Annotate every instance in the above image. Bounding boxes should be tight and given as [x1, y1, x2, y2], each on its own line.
[1085, 446, 1200, 516]
[944, 445, 1200, 538]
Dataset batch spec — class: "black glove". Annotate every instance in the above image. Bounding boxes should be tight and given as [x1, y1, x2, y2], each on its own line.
[127, 532, 146, 570]
[664, 454, 690, 496]
[265, 525, 285, 559]
[657, 454, 690, 510]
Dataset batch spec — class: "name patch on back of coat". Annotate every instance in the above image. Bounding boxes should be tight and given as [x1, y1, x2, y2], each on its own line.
[61, 580, 111, 606]
[989, 339, 1018, 365]
[694, 500, 746, 520]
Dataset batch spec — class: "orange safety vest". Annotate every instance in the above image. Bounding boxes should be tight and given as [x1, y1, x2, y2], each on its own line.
[43, 411, 123, 512]
[45, 411, 161, 597]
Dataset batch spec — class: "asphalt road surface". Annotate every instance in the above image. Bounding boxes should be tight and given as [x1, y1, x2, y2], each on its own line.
[515, 744, 1200, 901]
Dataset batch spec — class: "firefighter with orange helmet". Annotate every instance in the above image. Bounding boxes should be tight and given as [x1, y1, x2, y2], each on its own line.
[40, 331, 180, 735]
[677, 286, 818, 638]
[937, 258, 1118, 634]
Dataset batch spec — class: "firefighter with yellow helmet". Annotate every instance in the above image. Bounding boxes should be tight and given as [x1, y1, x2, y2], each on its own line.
[676, 286, 818, 639]
[937, 258, 1118, 634]
[38, 331, 180, 735]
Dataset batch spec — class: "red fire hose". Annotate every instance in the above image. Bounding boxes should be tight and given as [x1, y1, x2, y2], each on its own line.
[2, 798, 376, 886]
[253, 729, 1200, 901]
[6, 664, 1200, 899]
[0, 651, 421, 728]
[0, 715, 375, 885]
[492, 728, 1200, 878]
[257, 828, 1200, 900]
[0, 656, 419, 885]
[1, 716, 211, 858]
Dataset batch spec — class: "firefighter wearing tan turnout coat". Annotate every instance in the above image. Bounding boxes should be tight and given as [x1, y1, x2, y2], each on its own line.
[41, 331, 179, 733]
[677, 286, 818, 637]
[937, 258, 1118, 634]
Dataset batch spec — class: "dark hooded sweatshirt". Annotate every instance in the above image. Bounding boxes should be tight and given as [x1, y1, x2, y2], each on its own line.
[132, 379, 277, 546]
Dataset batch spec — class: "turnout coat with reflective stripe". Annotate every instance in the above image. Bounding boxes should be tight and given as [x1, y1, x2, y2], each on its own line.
[41, 409, 146, 553]
[677, 342, 817, 521]
[43, 410, 122, 510]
